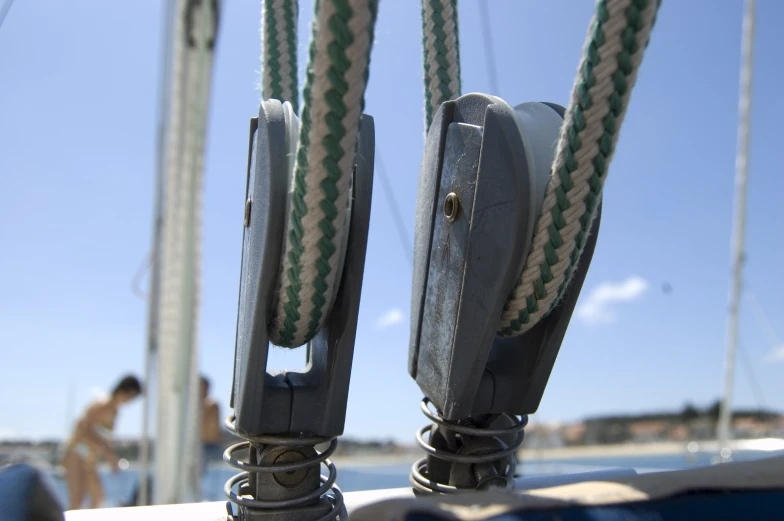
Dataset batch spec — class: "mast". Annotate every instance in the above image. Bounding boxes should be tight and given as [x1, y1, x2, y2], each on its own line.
[0, 0, 15, 30]
[717, 0, 756, 460]
[138, 0, 178, 506]
[153, 0, 219, 504]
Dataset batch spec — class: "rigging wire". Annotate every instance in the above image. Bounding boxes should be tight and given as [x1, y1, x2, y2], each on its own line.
[746, 290, 782, 351]
[477, 0, 500, 96]
[736, 338, 766, 409]
[0, 0, 15, 30]
[375, 151, 413, 266]
[131, 254, 152, 301]
[376, 0, 504, 268]
[383, 0, 499, 268]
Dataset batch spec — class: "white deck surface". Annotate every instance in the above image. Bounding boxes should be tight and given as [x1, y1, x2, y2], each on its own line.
[63, 469, 638, 520]
[64, 487, 415, 520]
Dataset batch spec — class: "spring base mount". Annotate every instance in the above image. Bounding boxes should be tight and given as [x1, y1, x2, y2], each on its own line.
[410, 398, 527, 495]
[224, 424, 346, 521]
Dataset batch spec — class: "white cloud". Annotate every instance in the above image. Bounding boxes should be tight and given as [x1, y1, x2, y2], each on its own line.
[576, 275, 648, 325]
[764, 344, 784, 363]
[375, 308, 404, 330]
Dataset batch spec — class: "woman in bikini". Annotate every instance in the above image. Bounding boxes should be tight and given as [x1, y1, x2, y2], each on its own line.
[62, 374, 142, 509]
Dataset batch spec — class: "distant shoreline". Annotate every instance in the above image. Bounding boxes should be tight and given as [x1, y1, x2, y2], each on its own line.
[327, 442, 690, 467]
[518, 441, 689, 460]
[329, 439, 784, 466]
[518, 438, 784, 460]
[327, 441, 705, 467]
[9, 438, 783, 473]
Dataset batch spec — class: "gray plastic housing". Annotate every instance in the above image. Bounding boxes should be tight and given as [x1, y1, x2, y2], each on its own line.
[408, 94, 601, 421]
[230, 99, 375, 438]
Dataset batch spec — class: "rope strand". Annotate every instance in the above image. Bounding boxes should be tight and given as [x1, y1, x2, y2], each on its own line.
[262, 0, 299, 110]
[258, 0, 659, 344]
[270, 0, 379, 347]
[422, 0, 461, 131]
[499, 0, 662, 337]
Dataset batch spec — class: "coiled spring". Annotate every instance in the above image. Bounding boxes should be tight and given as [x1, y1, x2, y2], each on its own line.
[223, 417, 346, 521]
[410, 398, 528, 494]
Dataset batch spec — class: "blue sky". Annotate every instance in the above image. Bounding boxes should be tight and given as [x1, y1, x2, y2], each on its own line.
[1, 0, 783, 443]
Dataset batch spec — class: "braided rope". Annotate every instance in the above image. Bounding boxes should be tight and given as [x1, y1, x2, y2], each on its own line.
[422, 0, 461, 130]
[270, 0, 379, 347]
[262, 0, 299, 111]
[498, 0, 661, 337]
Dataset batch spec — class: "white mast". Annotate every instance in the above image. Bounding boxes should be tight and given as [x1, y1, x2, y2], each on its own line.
[717, 0, 756, 460]
[153, 0, 219, 503]
[138, 0, 178, 506]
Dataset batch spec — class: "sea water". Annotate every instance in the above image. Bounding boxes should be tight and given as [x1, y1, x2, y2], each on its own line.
[43, 449, 784, 509]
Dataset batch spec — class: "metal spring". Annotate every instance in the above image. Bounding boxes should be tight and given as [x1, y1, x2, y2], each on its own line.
[223, 417, 346, 521]
[410, 398, 528, 494]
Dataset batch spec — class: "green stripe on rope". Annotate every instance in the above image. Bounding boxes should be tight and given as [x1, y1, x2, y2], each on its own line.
[283, 0, 299, 112]
[262, 0, 299, 111]
[263, 4, 283, 100]
[498, 0, 661, 337]
[275, 16, 316, 347]
[422, 0, 461, 131]
[271, 0, 379, 347]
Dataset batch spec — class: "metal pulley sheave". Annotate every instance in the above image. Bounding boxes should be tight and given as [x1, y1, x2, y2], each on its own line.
[408, 93, 602, 494]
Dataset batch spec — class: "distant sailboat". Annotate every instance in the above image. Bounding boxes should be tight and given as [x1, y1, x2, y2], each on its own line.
[717, 0, 756, 461]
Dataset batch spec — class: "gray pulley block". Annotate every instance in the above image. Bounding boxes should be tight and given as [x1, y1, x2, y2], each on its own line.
[409, 93, 602, 422]
[230, 99, 375, 438]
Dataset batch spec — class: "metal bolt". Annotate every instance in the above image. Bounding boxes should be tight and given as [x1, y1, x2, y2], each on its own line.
[444, 192, 459, 222]
[473, 461, 508, 490]
[272, 450, 309, 488]
[244, 198, 252, 227]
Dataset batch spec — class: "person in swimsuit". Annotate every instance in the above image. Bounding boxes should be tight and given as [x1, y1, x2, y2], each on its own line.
[200, 375, 221, 475]
[62, 374, 142, 510]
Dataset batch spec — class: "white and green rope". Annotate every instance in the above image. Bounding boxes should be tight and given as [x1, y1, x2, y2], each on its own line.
[262, 0, 299, 111]
[418, 0, 661, 337]
[258, 0, 659, 346]
[498, 0, 661, 336]
[261, 0, 379, 347]
[421, 0, 461, 130]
